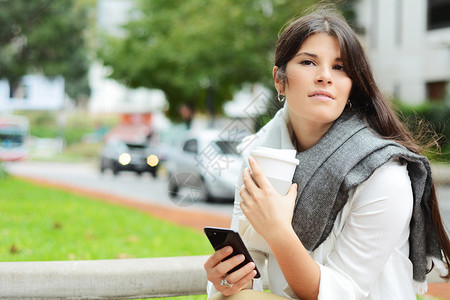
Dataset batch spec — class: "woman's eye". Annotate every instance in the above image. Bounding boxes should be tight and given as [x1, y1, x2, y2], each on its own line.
[300, 60, 314, 66]
[333, 65, 345, 71]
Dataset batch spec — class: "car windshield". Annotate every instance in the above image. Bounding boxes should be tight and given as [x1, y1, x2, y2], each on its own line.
[126, 143, 147, 150]
[214, 140, 240, 155]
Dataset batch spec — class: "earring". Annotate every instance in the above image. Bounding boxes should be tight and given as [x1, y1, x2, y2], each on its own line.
[346, 99, 352, 109]
[277, 92, 285, 102]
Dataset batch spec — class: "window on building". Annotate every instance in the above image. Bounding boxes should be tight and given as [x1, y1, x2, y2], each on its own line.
[426, 81, 447, 102]
[427, 0, 450, 30]
[9, 82, 29, 100]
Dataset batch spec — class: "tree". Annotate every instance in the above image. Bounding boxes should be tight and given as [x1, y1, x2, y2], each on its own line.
[0, 0, 92, 105]
[99, 0, 357, 121]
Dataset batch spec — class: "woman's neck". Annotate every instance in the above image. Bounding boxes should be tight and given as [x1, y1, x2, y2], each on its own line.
[290, 116, 333, 152]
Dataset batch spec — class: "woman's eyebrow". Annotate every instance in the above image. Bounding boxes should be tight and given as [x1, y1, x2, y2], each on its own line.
[295, 51, 343, 62]
[295, 52, 317, 58]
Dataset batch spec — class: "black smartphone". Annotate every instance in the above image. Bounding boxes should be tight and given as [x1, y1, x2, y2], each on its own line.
[204, 226, 261, 278]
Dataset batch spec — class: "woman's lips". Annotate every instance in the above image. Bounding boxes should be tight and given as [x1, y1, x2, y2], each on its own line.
[308, 90, 335, 101]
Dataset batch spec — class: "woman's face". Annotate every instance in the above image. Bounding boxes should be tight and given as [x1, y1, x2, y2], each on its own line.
[275, 33, 352, 129]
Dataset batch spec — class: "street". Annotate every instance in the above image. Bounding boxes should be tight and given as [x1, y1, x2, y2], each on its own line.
[3, 160, 450, 234]
[3, 160, 234, 217]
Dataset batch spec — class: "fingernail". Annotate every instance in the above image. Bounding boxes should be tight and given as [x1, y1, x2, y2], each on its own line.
[237, 254, 245, 262]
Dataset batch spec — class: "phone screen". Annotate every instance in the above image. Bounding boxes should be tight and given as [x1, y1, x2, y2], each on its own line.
[204, 226, 261, 278]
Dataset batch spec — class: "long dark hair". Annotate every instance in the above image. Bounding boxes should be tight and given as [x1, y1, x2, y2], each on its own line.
[274, 8, 450, 280]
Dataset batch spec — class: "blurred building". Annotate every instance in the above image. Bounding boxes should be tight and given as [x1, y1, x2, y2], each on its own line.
[355, 0, 450, 104]
[0, 75, 65, 112]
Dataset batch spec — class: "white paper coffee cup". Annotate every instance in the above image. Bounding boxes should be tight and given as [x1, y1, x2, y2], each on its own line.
[250, 147, 299, 195]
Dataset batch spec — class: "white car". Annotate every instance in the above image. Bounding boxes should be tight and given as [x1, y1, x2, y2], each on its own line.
[166, 129, 244, 203]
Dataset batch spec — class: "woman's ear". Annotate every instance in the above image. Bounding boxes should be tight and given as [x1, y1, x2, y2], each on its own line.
[273, 66, 283, 93]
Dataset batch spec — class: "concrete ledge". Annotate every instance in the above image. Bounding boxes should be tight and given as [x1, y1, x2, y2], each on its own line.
[0, 256, 209, 299]
[431, 163, 450, 186]
[0, 255, 446, 299]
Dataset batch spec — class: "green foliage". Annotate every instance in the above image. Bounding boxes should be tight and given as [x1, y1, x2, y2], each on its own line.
[417, 296, 444, 300]
[0, 0, 92, 103]
[61, 141, 103, 161]
[0, 176, 211, 261]
[21, 111, 58, 138]
[98, 0, 319, 120]
[99, 1, 357, 121]
[19, 111, 118, 146]
[393, 100, 450, 162]
[0, 163, 8, 179]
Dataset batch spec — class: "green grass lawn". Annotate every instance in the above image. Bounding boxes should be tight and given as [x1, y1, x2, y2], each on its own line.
[0, 175, 211, 299]
[0, 175, 440, 300]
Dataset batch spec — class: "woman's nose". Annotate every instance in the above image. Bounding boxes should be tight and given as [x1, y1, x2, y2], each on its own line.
[315, 67, 333, 85]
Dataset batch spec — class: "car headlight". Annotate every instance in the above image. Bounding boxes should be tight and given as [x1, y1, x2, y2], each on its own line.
[147, 154, 159, 167]
[118, 153, 131, 165]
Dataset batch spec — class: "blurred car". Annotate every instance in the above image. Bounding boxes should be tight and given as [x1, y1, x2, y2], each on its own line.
[166, 129, 244, 202]
[100, 139, 163, 177]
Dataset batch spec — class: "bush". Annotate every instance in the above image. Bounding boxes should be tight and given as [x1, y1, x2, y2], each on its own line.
[0, 163, 7, 179]
[392, 100, 450, 162]
[18, 111, 118, 146]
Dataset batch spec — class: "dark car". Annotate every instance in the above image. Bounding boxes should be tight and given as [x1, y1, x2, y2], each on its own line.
[100, 140, 162, 177]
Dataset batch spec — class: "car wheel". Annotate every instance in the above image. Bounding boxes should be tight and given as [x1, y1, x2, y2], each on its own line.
[167, 172, 207, 206]
[112, 163, 120, 176]
[199, 177, 214, 202]
[168, 177, 179, 197]
[100, 163, 106, 174]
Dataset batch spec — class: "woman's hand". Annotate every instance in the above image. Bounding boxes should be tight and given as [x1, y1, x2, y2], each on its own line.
[204, 246, 257, 296]
[240, 156, 298, 242]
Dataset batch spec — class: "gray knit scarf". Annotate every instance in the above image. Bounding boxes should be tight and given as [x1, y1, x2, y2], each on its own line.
[291, 112, 442, 283]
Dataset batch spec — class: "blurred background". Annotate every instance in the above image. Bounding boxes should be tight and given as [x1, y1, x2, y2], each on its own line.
[0, 0, 449, 205]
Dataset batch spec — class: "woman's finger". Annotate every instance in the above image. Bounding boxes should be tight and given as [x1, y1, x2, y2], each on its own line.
[239, 184, 250, 201]
[242, 167, 257, 194]
[247, 156, 272, 189]
[213, 254, 245, 278]
[220, 265, 257, 296]
[229, 268, 257, 292]
[204, 246, 233, 272]
[225, 261, 256, 285]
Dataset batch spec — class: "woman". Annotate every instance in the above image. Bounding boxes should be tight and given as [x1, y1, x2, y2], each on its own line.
[204, 8, 450, 300]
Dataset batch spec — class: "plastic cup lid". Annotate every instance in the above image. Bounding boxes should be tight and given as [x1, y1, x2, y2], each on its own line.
[250, 147, 299, 165]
